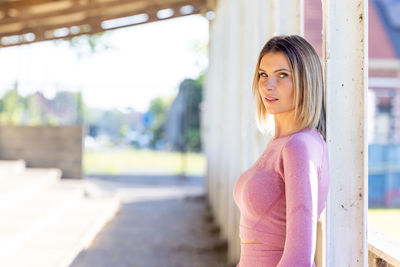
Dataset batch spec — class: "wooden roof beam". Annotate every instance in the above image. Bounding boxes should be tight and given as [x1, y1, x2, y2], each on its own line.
[0, 0, 207, 48]
[0, 0, 205, 33]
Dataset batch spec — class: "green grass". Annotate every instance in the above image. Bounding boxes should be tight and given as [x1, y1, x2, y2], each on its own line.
[83, 148, 206, 176]
[368, 209, 400, 241]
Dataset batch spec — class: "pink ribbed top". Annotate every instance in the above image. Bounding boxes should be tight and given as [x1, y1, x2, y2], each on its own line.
[233, 128, 330, 267]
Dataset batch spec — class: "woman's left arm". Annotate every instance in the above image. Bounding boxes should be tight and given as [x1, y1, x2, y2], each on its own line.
[277, 137, 319, 267]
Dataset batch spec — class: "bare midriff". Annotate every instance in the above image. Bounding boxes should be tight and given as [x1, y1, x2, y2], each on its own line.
[240, 238, 261, 244]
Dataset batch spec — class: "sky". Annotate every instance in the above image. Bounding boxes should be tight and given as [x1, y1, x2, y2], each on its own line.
[0, 15, 209, 112]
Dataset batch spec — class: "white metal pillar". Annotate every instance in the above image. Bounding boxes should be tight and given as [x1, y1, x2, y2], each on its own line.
[323, 0, 368, 266]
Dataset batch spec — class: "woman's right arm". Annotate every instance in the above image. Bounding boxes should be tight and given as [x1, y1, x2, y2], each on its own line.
[276, 137, 319, 267]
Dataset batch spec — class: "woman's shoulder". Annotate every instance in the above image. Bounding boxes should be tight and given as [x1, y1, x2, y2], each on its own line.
[285, 128, 323, 145]
[281, 128, 326, 158]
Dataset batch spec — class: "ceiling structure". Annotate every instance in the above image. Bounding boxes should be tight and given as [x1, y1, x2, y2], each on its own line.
[0, 0, 212, 48]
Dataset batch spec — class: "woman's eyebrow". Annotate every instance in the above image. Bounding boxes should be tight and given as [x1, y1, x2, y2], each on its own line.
[274, 68, 291, 73]
[258, 68, 291, 73]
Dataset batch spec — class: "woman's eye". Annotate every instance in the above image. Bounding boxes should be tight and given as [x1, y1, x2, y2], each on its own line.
[279, 73, 288, 78]
[259, 73, 267, 77]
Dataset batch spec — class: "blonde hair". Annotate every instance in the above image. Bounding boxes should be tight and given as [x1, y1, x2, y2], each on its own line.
[252, 35, 326, 140]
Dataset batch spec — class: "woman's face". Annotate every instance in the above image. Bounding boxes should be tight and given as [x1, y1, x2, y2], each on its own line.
[258, 52, 294, 115]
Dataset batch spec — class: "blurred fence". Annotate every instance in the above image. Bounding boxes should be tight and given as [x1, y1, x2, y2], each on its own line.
[369, 144, 400, 207]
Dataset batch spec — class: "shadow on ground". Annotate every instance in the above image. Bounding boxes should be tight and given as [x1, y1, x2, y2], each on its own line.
[69, 175, 232, 267]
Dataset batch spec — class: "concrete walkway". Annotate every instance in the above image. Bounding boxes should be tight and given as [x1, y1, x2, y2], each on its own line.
[70, 175, 232, 267]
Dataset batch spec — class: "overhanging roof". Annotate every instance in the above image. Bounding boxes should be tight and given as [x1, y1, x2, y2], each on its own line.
[0, 0, 209, 48]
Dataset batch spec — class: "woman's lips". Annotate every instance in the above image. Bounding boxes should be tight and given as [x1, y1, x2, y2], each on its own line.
[265, 97, 278, 103]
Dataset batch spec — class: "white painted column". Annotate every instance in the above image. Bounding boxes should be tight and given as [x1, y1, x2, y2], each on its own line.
[204, 15, 213, 222]
[258, 0, 277, 47]
[235, 0, 254, 262]
[205, 0, 244, 262]
[216, 0, 230, 240]
[276, 0, 304, 35]
[243, 1, 263, 171]
[252, 0, 279, 158]
[225, 0, 242, 263]
[204, 11, 219, 222]
[323, 0, 368, 266]
[205, 0, 226, 239]
[212, 0, 224, 239]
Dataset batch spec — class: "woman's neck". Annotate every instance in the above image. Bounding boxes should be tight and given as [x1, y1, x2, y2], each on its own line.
[273, 110, 303, 138]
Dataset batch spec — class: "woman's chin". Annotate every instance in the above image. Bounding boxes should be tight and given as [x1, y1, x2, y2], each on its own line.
[264, 109, 277, 114]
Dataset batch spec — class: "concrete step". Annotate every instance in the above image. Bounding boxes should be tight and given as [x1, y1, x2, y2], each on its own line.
[0, 179, 120, 267]
[0, 160, 26, 178]
[0, 168, 61, 209]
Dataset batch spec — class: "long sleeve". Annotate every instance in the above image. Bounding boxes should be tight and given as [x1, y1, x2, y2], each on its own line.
[276, 137, 319, 267]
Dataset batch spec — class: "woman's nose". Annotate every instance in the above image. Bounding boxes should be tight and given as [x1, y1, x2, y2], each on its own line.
[263, 78, 276, 91]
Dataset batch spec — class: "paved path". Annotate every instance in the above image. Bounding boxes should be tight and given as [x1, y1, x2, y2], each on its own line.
[70, 175, 232, 267]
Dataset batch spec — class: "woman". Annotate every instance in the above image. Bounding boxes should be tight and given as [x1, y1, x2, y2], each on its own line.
[233, 35, 330, 267]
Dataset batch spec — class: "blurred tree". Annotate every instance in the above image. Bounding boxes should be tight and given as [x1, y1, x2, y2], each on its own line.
[45, 114, 59, 126]
[182, 76, 203, 152]
[55, 32, 113, 59]
[0, 84, 135, 144]
[165, 76, 203, 152]
[51, 91, 87, 124]
[148, 96, 174, 149]
[119, 124, 129, 139]
[97, 109, 127, 138]
[0, 87, 88, 126]
[190, 40, 208, 75]
[75, 91, 87, 124]
[0, 85, 24, 124]
[54, 32, 113, 129]
[26, 93, 43, 125]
